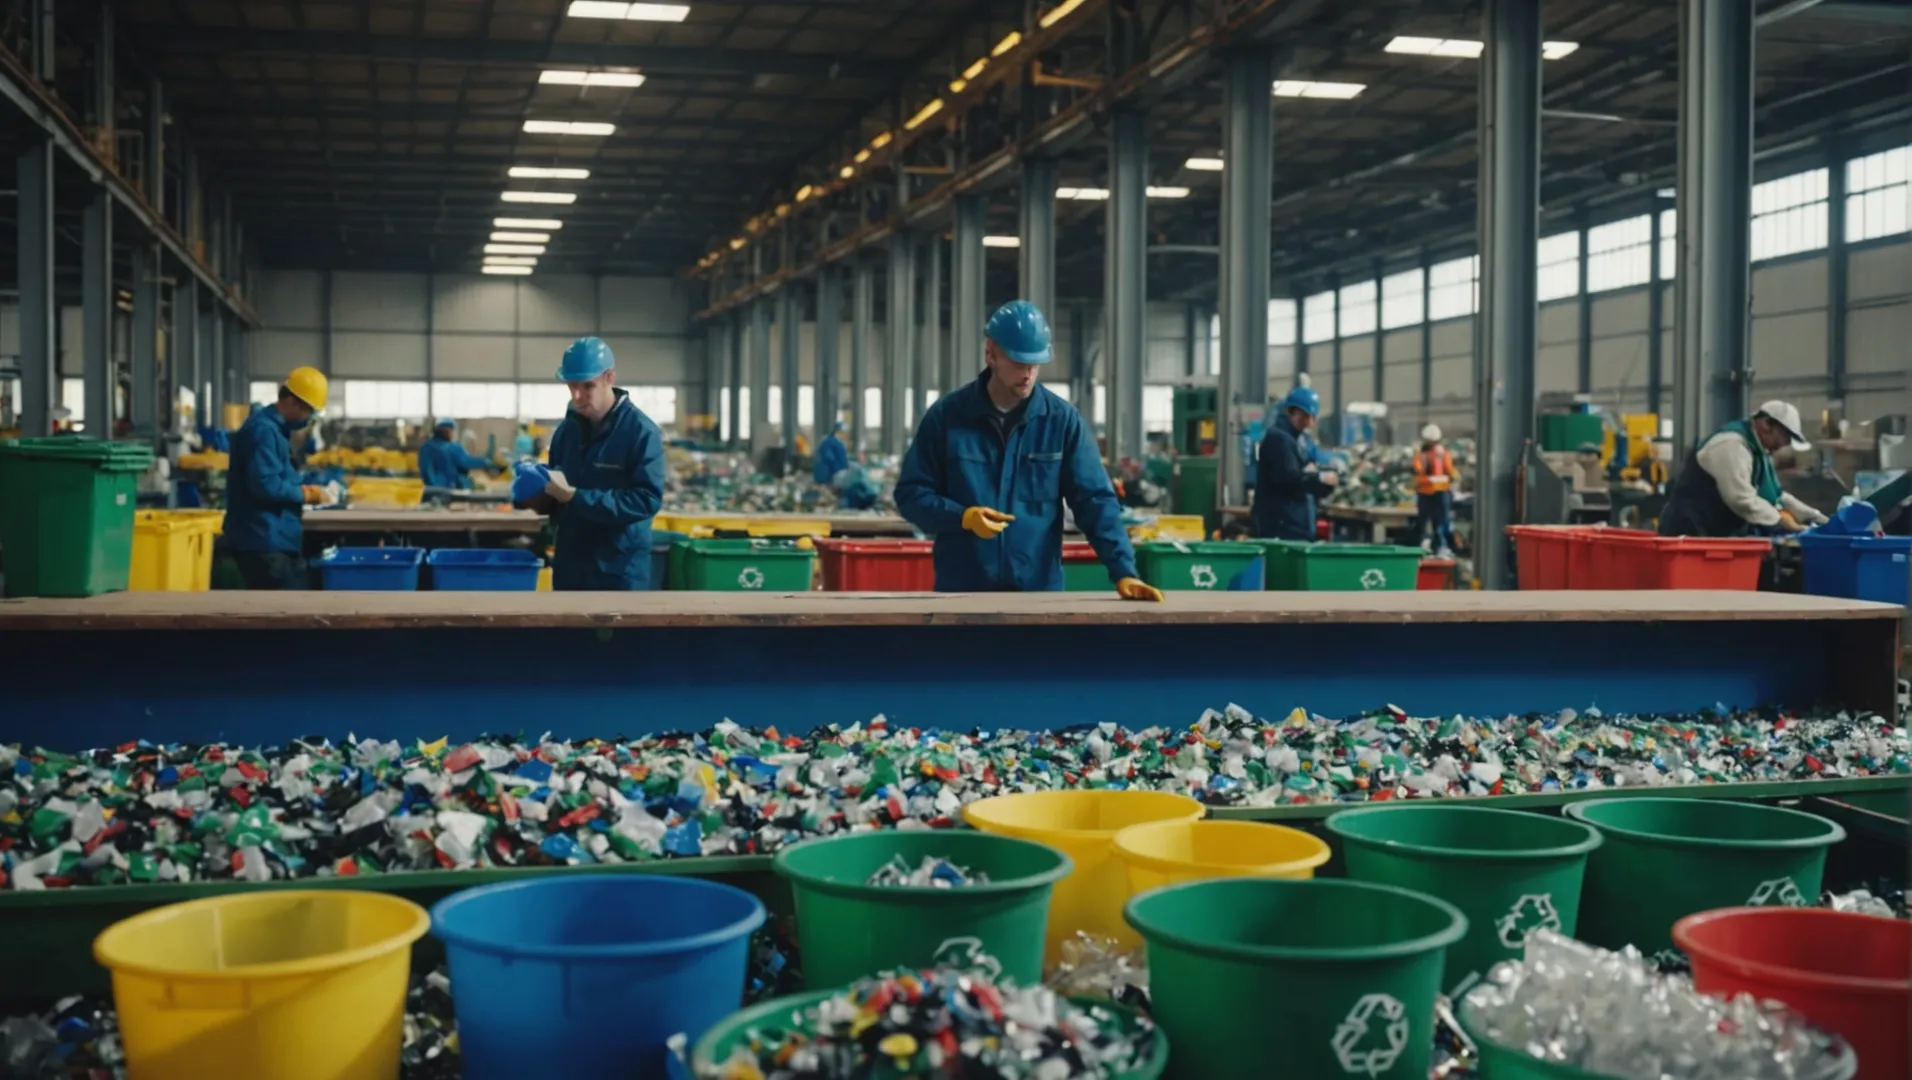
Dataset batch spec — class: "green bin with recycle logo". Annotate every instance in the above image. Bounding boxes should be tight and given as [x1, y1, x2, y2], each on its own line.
[1326, 805, 1602, 997]
[673, 538, 815, 591]
[1135, 541, 1263, 591]
[1287, 542, 1424, 591]
[1125, 878, 1465, 1080]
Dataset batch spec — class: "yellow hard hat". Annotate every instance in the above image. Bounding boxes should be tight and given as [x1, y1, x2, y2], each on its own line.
[282, 366, 330, 411]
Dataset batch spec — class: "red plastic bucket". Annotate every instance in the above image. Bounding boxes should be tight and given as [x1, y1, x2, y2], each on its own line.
[814, 538, 936, 591]
[1417, 557, 1456, 590]
[1675, 907, 1909, 1080]
[1650, 537, 1771, 590]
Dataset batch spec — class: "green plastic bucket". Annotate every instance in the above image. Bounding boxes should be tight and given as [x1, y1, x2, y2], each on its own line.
[1564, 798, 1845, 960]
[1294, 542, 1425, 591]
[1125, 878, 1465, 1080]
[1326, 805, 1602, 996]
[1062, 543, 1106, 591]
[0, 437, 154, 597]
[689, 988, 1167, 1078]
[1244, 538, 1314, 590]
[1135, 541, 1263, 591]
[771, 830, 1071, 989]
[676, 538, 814, 591]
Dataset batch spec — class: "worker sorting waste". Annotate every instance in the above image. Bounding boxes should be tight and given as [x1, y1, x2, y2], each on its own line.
[223, 366, 341, 590]
[1253, 385, 1339, 541]
[1659, 400, 1830, 538]
[813, 421, 850, 485]
[1414, 424, 1458, 557]
[895, 299, 1163, 600]
[417, 419, 496, 490]
[513, 336, 667, 589]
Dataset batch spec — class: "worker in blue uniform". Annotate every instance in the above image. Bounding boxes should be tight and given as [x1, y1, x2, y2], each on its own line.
[895, 300, 1164, 601]
[1252, 386, 1340, 541]
[814, 421, 850, 484]
[515, 337, 668, 590]
[417, 419, 497, 490]
[224, 366, 341, 589]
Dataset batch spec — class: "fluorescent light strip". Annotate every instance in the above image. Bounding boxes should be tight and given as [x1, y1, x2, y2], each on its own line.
[486, 243, 547, 255]
[539, 69, 647, 88]
[1147, 186, 1190, 198]
[484, 256, 539, 266]
[491, 231, 552, 243]
[1039, 0, 1089, 28]
[523, 120, 616, 136]
[1056, 186, 1109, 201]
[904, 99, 944, 130]
[962, 58, 989, 80]
[992, 31, 1022, 56]
[982, 235, 1021, 248]
[1273, 80, 1366, 99]
[566, 2, 689, 21]
[1184, 156, 1224, 171]
[495, 217, 563, 229]
[501, 191, 578, 204]
[509, 166, 591, 180]
[1384, 36, 1580, 60]
[482, 265, 534, 275]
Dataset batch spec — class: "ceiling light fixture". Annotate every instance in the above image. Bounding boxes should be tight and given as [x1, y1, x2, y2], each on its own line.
[729, 237, 746, 250]
[982, 235, 1021, 248]
[490, 231, 552, 243]
[1056, 186, 1110, 201]
[839, 165, 855, 179]
[992, 31, 1022, 56]
[501, 191, 578, 204]
[482, 265, 534, 276]
[539, 69, 647, 88]
[853, 149, 872, 163]
[871, 131, 894, 149]
[1184, 156, 1224, 171]
[495, 217, 563, 230]
[1541, 41, 1581, 59]
[962, 58, 989, 80]
[1147, 185, 1190, 198]
[904, 99, 945, 130]
[795, 185, 814, 202]
[566, 2, 690, 21]
[1384, 36, 1580, 60]
[1272, 80, 1366, 99]
[484, 256, 539, 266]
[1039, 0, 1089, 28]
[949, 78, 968, 93]
[523, 120, 616, 136]
[509, 166, 591, 180]
[485, 243, 547, 255]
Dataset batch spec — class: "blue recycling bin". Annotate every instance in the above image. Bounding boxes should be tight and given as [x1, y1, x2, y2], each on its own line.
[1852, 535, 1912, 606]
[426, 548, 542, 591]
[314, 547, 424, 590]
[1798, 533, 1861, 598]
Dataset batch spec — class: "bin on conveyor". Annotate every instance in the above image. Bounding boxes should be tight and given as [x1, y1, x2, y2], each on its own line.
[0, 437, 153, 597]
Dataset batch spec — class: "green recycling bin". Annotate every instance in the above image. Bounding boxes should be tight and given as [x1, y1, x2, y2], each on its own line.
[1125, 877, 1465, 1080]
[1291, 542, 1425, 591]
[1135, 541, 1263, 591]
[0, 437, 154, 597]
[674, 538, 815, 591]
[1564, 798, 1845, 961]
[772, 830, 1072, 989]
[1244, 538, 1314, 590]
[1327, 805, 1602, 995]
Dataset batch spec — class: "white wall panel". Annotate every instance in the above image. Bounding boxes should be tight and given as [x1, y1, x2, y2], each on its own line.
[1591, 293, 1648, 337]
[1848, 305, 1911, 374]
[1751, 258, 1828, 316]
[1430, 318, 1471, 358]
[1538, 301, 1578, 345]
[598, 335, 690, 382]
[259, 271, 323, 329]
[331, 331, 427, 378]
[433, 277, 516, 333]
[1537, 344, 1578, 393]
[59, 306, 83, 376]
[249, 330, 324, 376]
[1589, 336, 1651, 392]
[1340, 360, 1375, 405]
[1269, 345, 1297, 385]
[1849, 242, 1911, 301]
[0, 304, 18, 357]
[332, 272, 427, 331]
[1383, 329, 1420, 365]
[1750, 312, 1828, 380]
[1339, 337, 1374, 376]
[599, 278, 687, 333]
[433, 334, 516, 380]
[1430, 354, 1471, 399]
[518, 275, 596, 334]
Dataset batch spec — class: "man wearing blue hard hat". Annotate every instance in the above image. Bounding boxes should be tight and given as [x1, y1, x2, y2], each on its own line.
[1253, 383, 1340, 541]
[895, 300, 1162, 600]
[514, 336, 667, 589]
[417, 418, 497, 491]
[813, 420, 850, 485]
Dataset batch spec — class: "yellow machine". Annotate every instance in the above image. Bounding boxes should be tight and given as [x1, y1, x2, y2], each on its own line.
[1603, 413, 1669, 486]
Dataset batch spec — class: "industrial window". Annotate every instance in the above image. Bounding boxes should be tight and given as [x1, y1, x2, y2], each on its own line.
[340, 380, 430, 420]
[1536, 232, 1582, 302]
[60, 378, 85, 424]
[247, 381, 280, 407]
[717, 388, 736, 440]
[1143, 386, 1175, 434]
[797, 385, 815, 428]
[1094, 384, 1107, 425]
[1658, 209, 1678, 281]
[627, 386, 678, 425]
[1847, 145, 1909, 242]
[1301, 291, 1336, 344]
[863, 388, 882, 432]
[1337, 280, 1378, 337]
[432, 382, 521, 421]
[1268, 298, 1299, 346]
[1047, 383, 1071, 404]
[1586, 216, 1652, 293]
[1427, 256, 1478, 321]
[1380, 270, 1425, 329]
[1750, 168, 1828, 261]
[519, 383, 570, 422]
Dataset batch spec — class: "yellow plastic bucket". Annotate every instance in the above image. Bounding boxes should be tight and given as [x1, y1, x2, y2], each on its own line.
[1152, 514, 1206, 541]
[129, 510, 226, 591]
[963, 790, 1204, 960]
[1112, 820, 1330, 898]
[656, 512, 832, 538]
[94, 890, 429, 1080]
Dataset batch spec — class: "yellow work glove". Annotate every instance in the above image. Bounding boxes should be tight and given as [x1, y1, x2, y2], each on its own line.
[301, 485, 327, 506]
[961, 506, 1015, 540]
[1116, 577, 1165, 602]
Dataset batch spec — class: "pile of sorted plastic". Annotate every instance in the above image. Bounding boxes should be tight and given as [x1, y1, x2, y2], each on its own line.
[709, 967, 1157, 1079]
[1325, 437, 1477, 508]
[1045, 933, 1150, 1012]
[866, 856, 988, 888]
[1458, 931, 1851, 1079]
[663, 449, 899, 514]
[2, 704, 1903, 888]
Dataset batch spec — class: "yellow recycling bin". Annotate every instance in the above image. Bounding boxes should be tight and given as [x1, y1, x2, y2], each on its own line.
[1112, 819, 1330, 898]
[129, 510, 225, 591]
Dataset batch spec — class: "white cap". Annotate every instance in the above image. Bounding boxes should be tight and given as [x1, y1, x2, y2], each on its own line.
[1755, 400, 1811, 453]
[1421, 424, 1442, 443]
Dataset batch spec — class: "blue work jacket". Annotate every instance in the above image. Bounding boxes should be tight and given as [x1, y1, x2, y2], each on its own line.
[546, 391, 667, 590]
[895, 371, 1137, 591]
[418, 436, 493, 490]
[225, 407, 307, 554]
[813, 434, 850, 484]
[1253, 413, 1334, 541]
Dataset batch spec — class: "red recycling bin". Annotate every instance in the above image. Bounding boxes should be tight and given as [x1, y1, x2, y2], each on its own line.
[1676, 908, 1908, 1080]
[1585, 529, 1659, 589]
[1417, 557, 1456, 590]
[1506, 525, 1581, 589]
[814, 538, 936, 591]
[1649, 536, 1771, 590]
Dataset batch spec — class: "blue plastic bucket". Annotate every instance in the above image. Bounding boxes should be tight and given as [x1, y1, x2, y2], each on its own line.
[1852, 535, 1911, 605]
[431, 877, 765, 1080]
[426, 548, 542, 590]
[314, 547, 423, 590]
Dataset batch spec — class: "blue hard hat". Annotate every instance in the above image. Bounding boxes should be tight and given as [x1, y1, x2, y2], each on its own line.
[434, 417, 456, 429]
[558, 336, 615, 382]
[984, 300, 1053, 365]
[1281, 386, 1321, 417]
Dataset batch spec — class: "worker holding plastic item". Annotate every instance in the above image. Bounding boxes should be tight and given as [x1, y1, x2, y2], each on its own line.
[224, 366, 341, 590]
[1413, 424, 1458, 557]
[1659, 400, 1829, 538]
[814, 421, 851, 485]
[418, 419, 497, 490]
[896, 300, 1161, 600]
[1252, 386, 1339, 541]
[516, 336, 667, 589]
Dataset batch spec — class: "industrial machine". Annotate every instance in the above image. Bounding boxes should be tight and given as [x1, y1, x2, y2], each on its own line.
[1170, 384, 1218, 456]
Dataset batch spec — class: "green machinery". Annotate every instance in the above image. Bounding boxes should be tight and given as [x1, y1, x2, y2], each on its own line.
[1171, 386, 1218, 456]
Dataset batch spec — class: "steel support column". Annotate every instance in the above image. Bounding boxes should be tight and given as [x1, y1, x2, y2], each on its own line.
[726, 309, 743, 448]
[132, 246, 160, 437]
[1673, 0, 1755, 459]
[1576, 215, 1593, 394]
[885, 234, 915, 454]
[850, 256, 873, 453]
[1329, 276, 1343, 424]
[778, 283, 801, 466]
[1184, 304, 1200, 377]
[1069, 306, 1091, 411]
[1475, 0, 1543, 589]
[177, 279, 198, 430]
[1216, 45, 1275, 507]
[1826, 143, 1849, 404]
[816, 267, 840, 431]
[1106, 109, 1147, 464]
[748, 295, 772, 456]
[1018, 159, 1056, 316]
[1421, 251, 1434, 406]
[18, 137, 56, 436]
[951, 195, 986, 388]
[1648, 208, 1666, 418]
[917, 232, 942, 411]
[82, 191, 114, 436]
[145, 75, 164, 209]
[201, 306, 220, 417]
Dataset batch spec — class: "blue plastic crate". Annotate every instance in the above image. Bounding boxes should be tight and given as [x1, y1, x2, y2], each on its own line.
[1797, 533, 1859, 598]
[315, 546, 424, 591]
[1853, 535, 1912, 606]
[426, 548, 542, 591]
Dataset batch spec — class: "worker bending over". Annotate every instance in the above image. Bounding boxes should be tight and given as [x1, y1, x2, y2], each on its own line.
[1253, 387, 1339, 541]
[516, 337, 667, 589]
[814, 421, 850, 485]
[1659, 400, 1828, 537]
[896, 300, 1162, 601]
[1413, 424, 1457, 557]
[418, 419, 496, 490]
[225, 367, 340, 590]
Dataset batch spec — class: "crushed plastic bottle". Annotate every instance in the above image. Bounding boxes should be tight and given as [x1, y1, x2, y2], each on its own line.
[864, 855, 988, 888]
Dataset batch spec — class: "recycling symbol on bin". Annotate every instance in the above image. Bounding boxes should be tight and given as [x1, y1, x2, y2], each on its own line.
[1495, 892, 1563, 948]
[1331, 992, 1409, 1076]
[931, 936, 1003, 980]
[737, 566, 766, 590]
[1746, 877, 1807, 907]
[1360, 568, 1388, 590]
[1650, 948, 1691, 973]
[1189, 564, 1219, 589]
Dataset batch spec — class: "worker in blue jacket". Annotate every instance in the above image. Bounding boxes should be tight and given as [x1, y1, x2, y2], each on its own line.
[224, 366, 341, 589]
[515, 337, 667, 590]
[1252, 386, 1340, 541]
[417, 419, 497, 490]
[895, 300, 1163, 600]
[813, 421, 850, 484]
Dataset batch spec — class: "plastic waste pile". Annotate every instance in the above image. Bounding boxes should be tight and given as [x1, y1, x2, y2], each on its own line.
[662, 450, 898, 514]
[1325, 437, 1477, 508]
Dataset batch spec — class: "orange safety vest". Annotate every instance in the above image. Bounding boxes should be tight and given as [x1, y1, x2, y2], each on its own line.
[1414, 446, 1453, 495]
